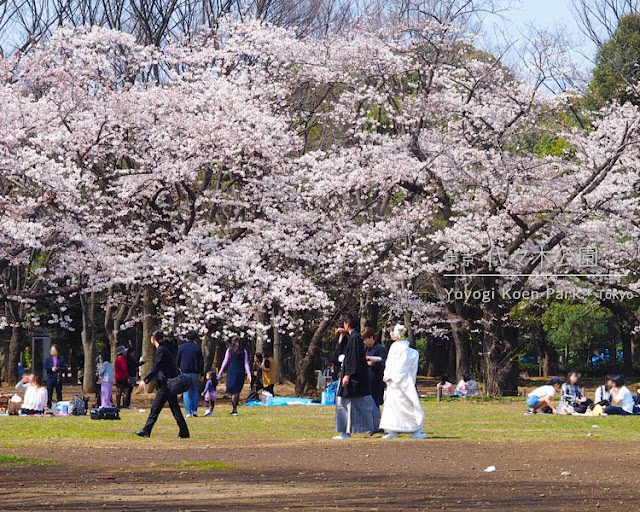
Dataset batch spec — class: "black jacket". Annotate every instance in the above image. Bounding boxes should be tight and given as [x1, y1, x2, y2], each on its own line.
[337, 330, 371, 399]
[126, 354, 143, 378]
[144, 344, 179, 387]
[177, 342, 204, 375]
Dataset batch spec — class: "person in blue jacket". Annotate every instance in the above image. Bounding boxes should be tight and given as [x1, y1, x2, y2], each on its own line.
[176, 330, 204, 418]
[43, 345, 67, 409]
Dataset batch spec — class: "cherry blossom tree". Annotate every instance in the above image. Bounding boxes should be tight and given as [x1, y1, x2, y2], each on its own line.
[1, 14, 638, 394]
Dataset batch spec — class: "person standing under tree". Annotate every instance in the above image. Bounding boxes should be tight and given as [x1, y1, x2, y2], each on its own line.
[44, 345, 67, 409]
[99, 352, 115, 408]
[378, 322, 426, 439]
[177, 330, 204, 418]
[333, 314, 381, 440]
[124, 347, 144, 409]
[135, 330, 190, 438]
[218, 338, 251, 416]
[114, 345, 130, 409]
[362, 327, 387, 408]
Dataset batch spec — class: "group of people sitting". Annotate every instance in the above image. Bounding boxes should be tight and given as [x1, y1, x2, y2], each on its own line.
[527, 372, 640, 416]
[436, 374, 481, 398]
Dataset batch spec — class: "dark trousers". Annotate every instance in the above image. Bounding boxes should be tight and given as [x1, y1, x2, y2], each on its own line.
[115, 380, 129, 408]
[142, 386, 190, 438]
[604, 405, 640, 415]
[46, 376, 63, 408]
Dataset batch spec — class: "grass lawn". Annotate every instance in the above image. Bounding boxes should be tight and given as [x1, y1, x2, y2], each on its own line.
[2, 398, 640, 511]
[0, 397, 637, 447]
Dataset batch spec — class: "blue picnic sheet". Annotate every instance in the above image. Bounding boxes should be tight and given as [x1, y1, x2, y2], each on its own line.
[245, 396, 321, 407]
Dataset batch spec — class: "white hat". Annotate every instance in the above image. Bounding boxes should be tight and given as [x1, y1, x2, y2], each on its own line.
[393, 324, 407, 340]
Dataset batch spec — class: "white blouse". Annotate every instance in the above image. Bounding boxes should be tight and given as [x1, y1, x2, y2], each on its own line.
[15, 381, 48, 411]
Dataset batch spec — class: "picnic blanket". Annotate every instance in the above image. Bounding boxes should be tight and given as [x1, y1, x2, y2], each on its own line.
[245, 396, 321, 407]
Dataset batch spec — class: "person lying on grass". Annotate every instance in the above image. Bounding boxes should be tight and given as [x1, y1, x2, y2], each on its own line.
[605, 375, 640, 415]
[526, 377, 562, 414]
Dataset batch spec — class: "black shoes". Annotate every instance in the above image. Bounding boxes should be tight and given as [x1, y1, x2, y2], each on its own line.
[134, 430, 150, 437]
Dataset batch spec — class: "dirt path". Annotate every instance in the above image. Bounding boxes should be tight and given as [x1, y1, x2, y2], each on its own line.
[2, 437, 638, 511]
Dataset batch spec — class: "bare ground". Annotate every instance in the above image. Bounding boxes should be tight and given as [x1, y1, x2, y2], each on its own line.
[2, 435, 640, 511]
[2, 382, 639, 511]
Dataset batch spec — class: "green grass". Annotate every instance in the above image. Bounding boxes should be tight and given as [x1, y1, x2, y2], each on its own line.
[0, 399, 638, 448]
[0, 454, 55, 466]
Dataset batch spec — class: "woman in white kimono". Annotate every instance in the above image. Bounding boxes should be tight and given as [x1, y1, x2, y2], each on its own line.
[379, 324, 426, 439]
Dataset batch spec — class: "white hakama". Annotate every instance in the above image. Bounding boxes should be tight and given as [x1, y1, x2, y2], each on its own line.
[379, 340, 425, 434]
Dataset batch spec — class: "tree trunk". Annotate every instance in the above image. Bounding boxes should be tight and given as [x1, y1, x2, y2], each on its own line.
[255, 309, 267, 354]
[272, 306, 284, 384]
[403, 311, 415, 346]
[1, 336, 9, 383]
[360, 292, 379, 331]
[141, 287, 158, 392]
[294, 315, 335, 395]
[426, 338, 436, 377]
[80, 292, 97, 395]
[6, 324, 21, 385]
[622, 330, 633, 377]
[214, 340, 226, 372]
[201, 329, 217, 373]
[449, 314, 469, 379]
[540, 337, 558, 377]
[481, 308, 519, 396]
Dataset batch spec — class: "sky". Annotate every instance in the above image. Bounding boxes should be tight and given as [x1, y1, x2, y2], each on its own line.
[480, 0, 597, 76]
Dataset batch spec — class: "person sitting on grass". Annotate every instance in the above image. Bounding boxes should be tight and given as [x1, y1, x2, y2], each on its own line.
[594, 375, 614, 405]
[464, 375, 480, 397]
[454, 374, 480, 397]
[436, 374, 454, 397]
[262, 346, 277, 396]
[558, 372, 593, 415]
[526, 377, 562, 414]
[15, 373, 48, 415]
[604, 375, 640, 415]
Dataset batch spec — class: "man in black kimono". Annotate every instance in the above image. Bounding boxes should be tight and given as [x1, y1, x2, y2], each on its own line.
[333, 314, 381, 440]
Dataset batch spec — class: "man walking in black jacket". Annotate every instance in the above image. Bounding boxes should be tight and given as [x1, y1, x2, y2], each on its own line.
[135, 330, 190, 438]
[177, 330, 204, 418]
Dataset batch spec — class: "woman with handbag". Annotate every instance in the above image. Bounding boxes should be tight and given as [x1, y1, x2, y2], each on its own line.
[134, 330, 190, 438]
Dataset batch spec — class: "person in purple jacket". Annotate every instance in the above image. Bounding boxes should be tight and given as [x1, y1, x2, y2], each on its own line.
[44, 345, 67, 409]
[201, 370, 218, 417]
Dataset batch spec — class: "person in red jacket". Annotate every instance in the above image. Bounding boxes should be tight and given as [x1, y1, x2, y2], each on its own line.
[115, 345, 130, 409]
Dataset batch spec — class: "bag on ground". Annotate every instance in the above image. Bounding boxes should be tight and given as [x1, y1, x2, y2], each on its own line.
[90, 407, 120, 420]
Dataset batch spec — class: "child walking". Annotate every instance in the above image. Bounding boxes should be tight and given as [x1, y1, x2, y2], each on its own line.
[202, 370, 218, 417]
